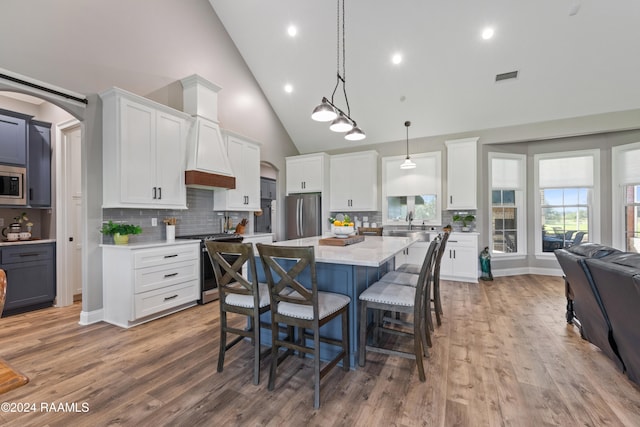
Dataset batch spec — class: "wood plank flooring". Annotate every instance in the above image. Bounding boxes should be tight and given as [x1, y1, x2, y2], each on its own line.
[1, 274, 640, 426]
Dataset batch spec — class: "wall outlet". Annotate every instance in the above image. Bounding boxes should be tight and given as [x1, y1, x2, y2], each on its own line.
[151, 218, 157, 227]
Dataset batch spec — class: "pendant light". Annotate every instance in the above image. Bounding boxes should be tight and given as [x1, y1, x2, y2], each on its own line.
[400, 121, 416, 169]
[310, 0, 365, 141]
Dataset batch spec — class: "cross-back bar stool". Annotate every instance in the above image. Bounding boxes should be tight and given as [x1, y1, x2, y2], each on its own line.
[257, 243, 350, 409]
[205, 241, 272, 385]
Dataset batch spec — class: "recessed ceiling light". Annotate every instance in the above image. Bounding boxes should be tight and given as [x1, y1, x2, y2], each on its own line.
[287, 25, 297, 37]
[284, 84, 293, 93]
[392, 53, 402, 65]
[482, 27, 495, 40]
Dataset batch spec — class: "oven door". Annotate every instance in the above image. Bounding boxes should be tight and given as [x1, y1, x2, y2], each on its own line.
[200, 246, 240, 304]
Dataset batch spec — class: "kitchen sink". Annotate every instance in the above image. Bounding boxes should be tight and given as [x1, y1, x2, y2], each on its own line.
[383, 229, 430, 241]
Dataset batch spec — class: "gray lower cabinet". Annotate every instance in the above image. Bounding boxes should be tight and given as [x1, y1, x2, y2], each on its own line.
[1, 242, 56, 315]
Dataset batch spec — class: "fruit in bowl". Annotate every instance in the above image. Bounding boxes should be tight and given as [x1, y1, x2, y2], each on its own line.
[330, 214, 355, 237]
[332, 225, 355, 238]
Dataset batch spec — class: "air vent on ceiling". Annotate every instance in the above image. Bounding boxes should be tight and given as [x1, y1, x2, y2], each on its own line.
[495, 70, 519, 82]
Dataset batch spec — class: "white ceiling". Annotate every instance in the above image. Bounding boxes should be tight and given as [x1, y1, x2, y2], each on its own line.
[209, 0, 640, 154]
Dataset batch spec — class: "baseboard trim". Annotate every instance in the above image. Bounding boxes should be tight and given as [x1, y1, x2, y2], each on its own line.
[79, 309, 103, 325]
[493, 267, 563, 278]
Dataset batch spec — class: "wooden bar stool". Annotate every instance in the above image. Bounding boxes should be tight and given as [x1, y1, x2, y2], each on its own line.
[257, 243, 350, 409]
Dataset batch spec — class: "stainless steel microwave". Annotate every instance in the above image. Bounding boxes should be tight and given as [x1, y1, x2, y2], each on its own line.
[0, 164, 26, 205]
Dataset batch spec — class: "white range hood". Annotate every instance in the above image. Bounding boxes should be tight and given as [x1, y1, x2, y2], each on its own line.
[181, 74, 236, 190]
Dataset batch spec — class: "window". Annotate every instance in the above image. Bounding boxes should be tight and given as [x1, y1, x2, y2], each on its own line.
[382, 152, 442, 226]
[534, 150, 600, 255]
[624, 185, 640, 252]
[489, 153, 526, 256]
[386, 195, 437, 223]
[613, 142, 640, 252]
[540, 188, 590, 251]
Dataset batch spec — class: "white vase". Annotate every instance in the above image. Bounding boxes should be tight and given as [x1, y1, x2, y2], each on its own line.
[166, 225, 175, 242]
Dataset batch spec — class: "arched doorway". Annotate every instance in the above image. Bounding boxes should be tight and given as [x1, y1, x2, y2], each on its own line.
[0, 70, 97, 324]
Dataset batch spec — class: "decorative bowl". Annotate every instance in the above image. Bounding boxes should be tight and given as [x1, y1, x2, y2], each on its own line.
[333, 225, 355, 238]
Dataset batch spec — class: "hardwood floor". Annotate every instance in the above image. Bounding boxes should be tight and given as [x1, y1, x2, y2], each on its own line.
[1, 275, 640, 426]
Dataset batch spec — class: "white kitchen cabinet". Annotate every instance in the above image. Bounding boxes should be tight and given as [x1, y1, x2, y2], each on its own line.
[445, 137, 478, 210]
[286, 153, 329, 194]
[439, 232, 478, 283]
[101, 87, 191, 209]
[102, 241, 200, 328]
[214, 132, 261, 211]
[330, 151, 378, 211]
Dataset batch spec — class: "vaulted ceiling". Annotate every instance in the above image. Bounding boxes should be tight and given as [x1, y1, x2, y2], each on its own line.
[209, 0, 640, 154]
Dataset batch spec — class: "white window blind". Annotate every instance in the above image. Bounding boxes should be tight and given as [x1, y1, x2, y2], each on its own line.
[492, 157, 522, 189]
[621, 148, 640, 185]
[539, 155, 594, 188]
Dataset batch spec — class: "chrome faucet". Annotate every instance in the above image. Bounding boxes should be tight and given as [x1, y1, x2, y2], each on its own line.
[406, 211, 414, 230]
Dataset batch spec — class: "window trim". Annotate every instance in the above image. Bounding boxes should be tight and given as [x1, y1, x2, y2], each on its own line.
[612, 141, 640, 250]
[534, 149, 600, 258]
[488, 152, 527, 258]
[381, 152, 442, 226]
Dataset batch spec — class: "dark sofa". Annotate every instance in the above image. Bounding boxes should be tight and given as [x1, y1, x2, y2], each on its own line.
[585, 253, 640, 385]
[555, 243, 624, 371]
[556, 244, 640, 386]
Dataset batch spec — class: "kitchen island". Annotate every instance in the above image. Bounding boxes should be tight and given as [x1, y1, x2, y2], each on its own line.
[254, 234, 418, 367]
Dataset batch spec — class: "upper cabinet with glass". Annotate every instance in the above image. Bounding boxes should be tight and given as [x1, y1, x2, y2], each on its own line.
[382, 152, 442, 226]
[445, 137, 478, 210]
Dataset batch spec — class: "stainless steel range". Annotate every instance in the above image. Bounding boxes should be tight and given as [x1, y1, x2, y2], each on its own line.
[177, 233, 244, 304]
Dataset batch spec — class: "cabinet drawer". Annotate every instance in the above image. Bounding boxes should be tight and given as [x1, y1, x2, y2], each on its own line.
[1, 243, 54, 264]
[133, 244, 199, 268]
[446, 234, 477, 246]
[134, 259, 199, 294]
[134, 280, 199, 320]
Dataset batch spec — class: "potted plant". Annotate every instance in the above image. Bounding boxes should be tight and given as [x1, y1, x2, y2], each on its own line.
[452, 214, 475, 232]
[100, 220, 142, 245]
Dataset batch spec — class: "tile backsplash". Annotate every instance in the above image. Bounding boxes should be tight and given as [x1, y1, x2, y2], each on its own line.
[102, 188, 251, 244]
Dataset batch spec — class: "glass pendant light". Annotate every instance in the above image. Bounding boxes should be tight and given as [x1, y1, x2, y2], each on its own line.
[400, 120, 416, 169]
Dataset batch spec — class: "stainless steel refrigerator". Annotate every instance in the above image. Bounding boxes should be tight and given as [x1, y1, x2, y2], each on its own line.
[286, 193, 322, 240]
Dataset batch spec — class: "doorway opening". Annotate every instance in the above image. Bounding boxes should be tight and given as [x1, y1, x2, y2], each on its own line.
[0, 90, 84, 310]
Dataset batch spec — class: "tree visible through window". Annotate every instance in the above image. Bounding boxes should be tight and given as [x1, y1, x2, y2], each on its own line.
[492, 190, 517, 253]
[541, 188, 590, 252]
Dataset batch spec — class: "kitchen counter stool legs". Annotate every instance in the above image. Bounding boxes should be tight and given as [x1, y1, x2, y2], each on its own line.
[205, 241, 271, 385]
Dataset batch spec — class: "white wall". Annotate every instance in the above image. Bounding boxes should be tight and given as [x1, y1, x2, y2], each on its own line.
[0, 0, 299, 315]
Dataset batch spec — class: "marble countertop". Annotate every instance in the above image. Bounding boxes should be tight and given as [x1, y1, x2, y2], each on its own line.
[270, 235, 417, 267]
[0, 238, 56, 247]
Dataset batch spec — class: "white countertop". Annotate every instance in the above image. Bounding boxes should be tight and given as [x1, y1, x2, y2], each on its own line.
[100, 239, 200, 250]
[0, 238, 56, 247]
[270, 235, 417, 267]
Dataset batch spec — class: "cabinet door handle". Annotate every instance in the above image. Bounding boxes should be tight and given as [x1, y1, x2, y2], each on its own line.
[453, 250, 456, 259]
[164, 294, 179, 301]
[450, 196, 453, 204]
[164, 272, 178, 278]
[164, 254, 178, 258]
[153, 187, 157, 199]
[158, 187, 162, 200]
[19, 252, 41, 257]
[29, 188, 33, 201]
